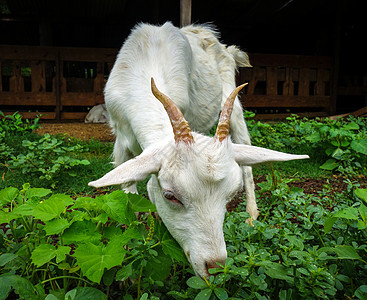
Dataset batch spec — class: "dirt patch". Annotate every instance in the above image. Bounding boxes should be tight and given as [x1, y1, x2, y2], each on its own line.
[35, 122, 115, 142]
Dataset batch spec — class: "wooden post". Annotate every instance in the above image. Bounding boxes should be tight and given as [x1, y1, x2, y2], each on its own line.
[180, 0, 192, 27]
[55, 50, 61, 121]
[330, 0, 343, 115]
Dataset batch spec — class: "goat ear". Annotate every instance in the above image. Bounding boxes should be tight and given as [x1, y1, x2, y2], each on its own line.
[88, 148, 161, 188]
[233, 144, 309, 166]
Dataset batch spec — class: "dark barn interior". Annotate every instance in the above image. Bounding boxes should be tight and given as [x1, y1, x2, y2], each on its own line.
[0, 0, 366, 120]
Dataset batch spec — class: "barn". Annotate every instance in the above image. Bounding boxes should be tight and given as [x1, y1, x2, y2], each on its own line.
[0, 0, 366, 120]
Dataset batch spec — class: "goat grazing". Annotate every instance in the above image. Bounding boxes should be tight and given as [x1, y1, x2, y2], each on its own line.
[89, 22, 309, 279]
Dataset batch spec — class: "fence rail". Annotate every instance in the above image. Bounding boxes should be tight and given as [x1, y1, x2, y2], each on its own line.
[0, 46, 333, 120]
[238, 53, 333, 119]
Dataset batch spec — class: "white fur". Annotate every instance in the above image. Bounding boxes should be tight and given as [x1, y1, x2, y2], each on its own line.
[85, 104, 110, 123]
[89, 22, 309, 278]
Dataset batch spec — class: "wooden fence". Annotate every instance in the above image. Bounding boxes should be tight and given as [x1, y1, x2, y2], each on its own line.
[238, 54, 333, 119]
[0, 46, 333, 120]
[0, 45, 117, 120]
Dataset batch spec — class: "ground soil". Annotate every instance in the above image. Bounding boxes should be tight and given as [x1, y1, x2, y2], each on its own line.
[35, 122, 366, 210]
[35, 122, 115, 142]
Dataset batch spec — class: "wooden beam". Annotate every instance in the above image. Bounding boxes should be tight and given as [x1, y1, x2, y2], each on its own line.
[241, 95, 330, 108]
[180, 0, 192, 27]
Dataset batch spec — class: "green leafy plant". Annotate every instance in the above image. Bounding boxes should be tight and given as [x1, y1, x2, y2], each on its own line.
[7, 133, 90, 186]
[0, 184, 186, 299]
[0, 111, 40, 135]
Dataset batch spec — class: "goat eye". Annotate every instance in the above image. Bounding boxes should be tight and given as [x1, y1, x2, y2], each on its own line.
[163, 191, 183, 206]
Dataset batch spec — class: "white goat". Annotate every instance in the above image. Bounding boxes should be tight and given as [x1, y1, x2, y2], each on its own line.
[89, 22, 309, 279]
[85, 104, 110, 123]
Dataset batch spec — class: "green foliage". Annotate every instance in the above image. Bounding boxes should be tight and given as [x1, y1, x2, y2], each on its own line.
[1, 112, 366, 299]
[5, 133, 90, 187]
[245, 113, 367, 176]
[0, 185, 186, 299]
[0, 111, 40, 135]
[0, 112, 91, 188]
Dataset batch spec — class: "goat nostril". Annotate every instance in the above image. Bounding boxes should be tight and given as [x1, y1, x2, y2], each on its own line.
[205, 260, 224, 276]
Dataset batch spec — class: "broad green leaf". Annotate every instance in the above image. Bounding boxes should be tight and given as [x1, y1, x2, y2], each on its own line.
[140, 293, 148, 300]
[354, 285, 367, 300]
[0, 187, 19, 206]
[305, 131, 321, 143]
[103, 268, 117, 286]
[101, 191, 129, 223]
[0, 253, 18, 266]
[158, 223, 187, 263]
[62, 220, 102, 245]
[0, 210, 19, 223]
[55, 246, 71, 263]
[334, 207, 359, 220]
[25, 188, 52, 201]
[145, 250, 172, 281]
[186, 276, 208, 289]
[127, 193, 157, 212]
[351, 139, 367, 155]
[324, 217, 337, 234]
[44, 218, 70, 235]
[263, 262, 294, 283]
[333, 245, 361, 260]
[343, 122, 359, 130]
[13, 197, 41, 216]
[331, 148, 344, 159]
[356, 188, 367, 202]
[73, 237, 126, 283]
[32, 194, 73, 222]
[116, 262, 133, 281]
[45, 294, 60, 300]
[31, 244, 57, 267]
[73, 196, 104, 213]
[214, 287, 228, 300]
[64, 287, 106, 300]
[359, 204, 367, 223]
[194, 289, 212, 300]
[320, 158, 338, 170]
[120, 227, 144, 245]
[0, 274, 38, 300]
[32, 244, 70, 266]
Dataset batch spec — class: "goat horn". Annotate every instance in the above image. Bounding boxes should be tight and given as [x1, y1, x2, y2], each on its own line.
[151, 78, 194, 144]
[215, 83, 248, 143]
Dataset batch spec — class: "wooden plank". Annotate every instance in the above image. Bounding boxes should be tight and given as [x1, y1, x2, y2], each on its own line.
[0, 61, 2, 91]
[0, 92, 56, 106]
[240, 95, 330, 108]
[2, 111, 56, 120]
[0, 46, 57, 60]
[94, 62, 105, 93]
[298, 68, 310, 96]
[0, 45, 118, 63]
[59, 47, 118, 62]
[61, 92, 104, 106]
[31, 61, 46, 92]
[9, 61, 24, 92]
[248, 53, 332, 68]
[180, 0, 192, 27]
[282, 67, 294, 96]
[253, 111, 328, 120]
[266, 67, 278, 95]
[315, 69, 327, 96]
[61, 112, 88, 120]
